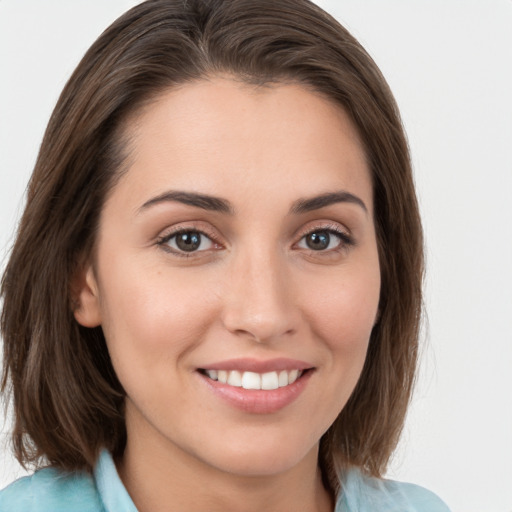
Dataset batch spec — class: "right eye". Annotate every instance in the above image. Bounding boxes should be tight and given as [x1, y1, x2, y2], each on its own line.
[158, 230, 216, 255]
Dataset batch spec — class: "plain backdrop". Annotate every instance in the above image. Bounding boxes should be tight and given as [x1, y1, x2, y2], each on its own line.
[1, 1, 511, 511]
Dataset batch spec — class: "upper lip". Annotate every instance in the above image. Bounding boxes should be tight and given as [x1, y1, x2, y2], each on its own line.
[198, 358, 313, 373]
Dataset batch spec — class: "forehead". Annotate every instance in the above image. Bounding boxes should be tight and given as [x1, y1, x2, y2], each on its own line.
[110, 78, 372, 214]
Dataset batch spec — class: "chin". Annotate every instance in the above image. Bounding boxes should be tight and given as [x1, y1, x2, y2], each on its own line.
[194, 435, 319, 478]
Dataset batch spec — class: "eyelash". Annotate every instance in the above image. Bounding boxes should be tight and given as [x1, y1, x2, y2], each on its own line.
[156, 226, 220, 258]
[156, 224, 355, 258]
[297, 224, 355, 253]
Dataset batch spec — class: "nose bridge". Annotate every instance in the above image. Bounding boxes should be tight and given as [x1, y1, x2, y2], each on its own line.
[222, 242, 297, 342]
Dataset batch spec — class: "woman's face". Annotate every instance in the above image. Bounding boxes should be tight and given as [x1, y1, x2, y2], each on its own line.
[76, 78, 380, 477]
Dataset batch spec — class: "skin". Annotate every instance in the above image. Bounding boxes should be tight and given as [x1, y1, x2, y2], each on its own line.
[75, 78, 381, 512]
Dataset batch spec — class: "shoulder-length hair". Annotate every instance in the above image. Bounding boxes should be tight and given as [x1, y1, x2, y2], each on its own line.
[1, 0, 423, 492]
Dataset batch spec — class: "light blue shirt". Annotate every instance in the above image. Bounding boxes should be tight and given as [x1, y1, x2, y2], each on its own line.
[0, 450, 450, 511]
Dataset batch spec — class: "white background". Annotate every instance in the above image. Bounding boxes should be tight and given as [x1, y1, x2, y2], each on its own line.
[1, 1, 511, 511]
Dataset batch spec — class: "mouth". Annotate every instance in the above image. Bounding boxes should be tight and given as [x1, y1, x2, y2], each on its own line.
[196, 360, 314, 413]
[199, 368, 307, 390]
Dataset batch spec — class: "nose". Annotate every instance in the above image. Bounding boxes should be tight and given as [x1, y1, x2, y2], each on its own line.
[221, 248, 299, 344]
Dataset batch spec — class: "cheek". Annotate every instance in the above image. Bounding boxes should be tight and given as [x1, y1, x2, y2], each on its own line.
[307, 269, 380, 345]
[291, 265, 380, 434]
[300, 260, 380, 395]
[98, 260, 219, 375]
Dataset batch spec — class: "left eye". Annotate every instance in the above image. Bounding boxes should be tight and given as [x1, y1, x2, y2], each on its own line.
[162, 230, 214, 253]
[297, 230, 346, 251]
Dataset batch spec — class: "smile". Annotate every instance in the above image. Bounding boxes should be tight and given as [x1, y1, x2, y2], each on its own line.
[202, 369, 303, 390]
[197, 358, 314, 413]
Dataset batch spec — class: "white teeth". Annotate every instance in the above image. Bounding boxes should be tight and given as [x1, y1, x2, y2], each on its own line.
[288, 369, 299, 384]
[205, 369, 218, 380]
[278, 370, 288, 387]
[204, 369, 304, 390]
[261, 371, 279, 390]
[227, 370, 242, 387]
[242, 371, 261, 390]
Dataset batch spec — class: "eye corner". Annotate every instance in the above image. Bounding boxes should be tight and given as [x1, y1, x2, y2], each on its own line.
[155, 225, 224, 258]
[295, 224, 355, 254]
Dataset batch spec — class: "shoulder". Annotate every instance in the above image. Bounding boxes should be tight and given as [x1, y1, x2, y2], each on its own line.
[0, 466, 104, 512]
[382, 479, 451, 511]
[338, 467, 451, 512]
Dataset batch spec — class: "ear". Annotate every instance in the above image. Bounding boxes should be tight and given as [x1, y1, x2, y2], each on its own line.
[72, 264, 102, 327]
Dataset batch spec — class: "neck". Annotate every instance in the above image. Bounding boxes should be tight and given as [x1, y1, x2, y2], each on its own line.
[117, 421, 333, 512]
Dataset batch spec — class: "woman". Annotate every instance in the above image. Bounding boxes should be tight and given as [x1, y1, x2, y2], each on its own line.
[0, 0, 450, 510]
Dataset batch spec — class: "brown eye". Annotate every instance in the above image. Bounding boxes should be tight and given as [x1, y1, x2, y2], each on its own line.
[175, 231, 201, 252]
[297, 228, 353, 252]
[305, 231, 331, 250]
[162, 230, 214, 253]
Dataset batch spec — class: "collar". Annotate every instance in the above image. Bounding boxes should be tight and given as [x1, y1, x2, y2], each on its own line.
[94, 450, 138, 512]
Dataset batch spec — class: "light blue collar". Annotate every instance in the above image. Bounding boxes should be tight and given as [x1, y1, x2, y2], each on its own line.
[91, 450, 449, 512]
[94, 450, 138, 512]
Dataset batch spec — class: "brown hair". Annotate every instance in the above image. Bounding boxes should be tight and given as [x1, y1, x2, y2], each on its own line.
[1, 0, 423, 491]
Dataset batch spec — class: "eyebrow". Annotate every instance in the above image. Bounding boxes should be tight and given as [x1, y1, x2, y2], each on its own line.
[139, 191, 234, 214]
[290, 191, 368, 214]
[138, 189, 367, 215]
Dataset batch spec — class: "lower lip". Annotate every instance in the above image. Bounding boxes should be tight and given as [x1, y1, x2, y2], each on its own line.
[198, 370, 313, 414]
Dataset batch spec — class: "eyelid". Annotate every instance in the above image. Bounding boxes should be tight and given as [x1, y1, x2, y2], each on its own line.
[154, 220, 354, 258]
[155, 222, 224, 256]
[294, 222, 355, 251]
[296, 221, 352, 241]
